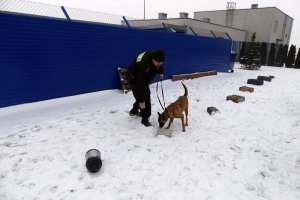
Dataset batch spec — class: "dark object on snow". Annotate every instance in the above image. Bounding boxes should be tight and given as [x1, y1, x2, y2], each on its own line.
[269, 75, 275, 79]
[117, 68, 132, 93]
[239, 86, 254, 93]
[226, 95, 245, 103]
[207, 107, 220, 115]
[257, 76, 272, 82]
[86, 149, 102, 173]
[247, 79, 264, 85]
[228, 51, 237, 73]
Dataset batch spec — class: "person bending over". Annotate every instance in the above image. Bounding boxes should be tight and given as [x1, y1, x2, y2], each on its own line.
[126, 50, 165, 127]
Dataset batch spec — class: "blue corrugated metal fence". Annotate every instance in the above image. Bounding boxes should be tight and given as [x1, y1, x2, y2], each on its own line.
[0, 12, 231, 108]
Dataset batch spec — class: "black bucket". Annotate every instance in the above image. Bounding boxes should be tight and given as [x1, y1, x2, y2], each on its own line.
[85, 149, 102, 173]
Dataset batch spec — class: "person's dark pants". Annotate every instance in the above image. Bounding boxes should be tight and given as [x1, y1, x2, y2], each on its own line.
[131, 86, 151, 123]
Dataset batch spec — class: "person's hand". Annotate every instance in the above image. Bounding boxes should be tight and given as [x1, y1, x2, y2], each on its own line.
[139, 102, 145, 109]
[159, 74, 164, 80]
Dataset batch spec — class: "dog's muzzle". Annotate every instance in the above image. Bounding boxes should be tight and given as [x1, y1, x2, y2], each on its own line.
[159, 122, 165, 128]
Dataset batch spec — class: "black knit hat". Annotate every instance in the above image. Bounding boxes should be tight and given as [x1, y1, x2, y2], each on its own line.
[152, 50, 165, 62]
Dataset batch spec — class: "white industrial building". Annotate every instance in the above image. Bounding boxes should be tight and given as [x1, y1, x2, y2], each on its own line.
[126, 3, 293, 50]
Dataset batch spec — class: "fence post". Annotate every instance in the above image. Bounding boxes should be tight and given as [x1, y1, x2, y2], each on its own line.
[162, 23, 170, 32]
[210, 30, 216, 38]
[226, 32, 232, 40]
[122, 16, 131, 28]
[61, 6, 71, 21]
[189, 27, 197, 36]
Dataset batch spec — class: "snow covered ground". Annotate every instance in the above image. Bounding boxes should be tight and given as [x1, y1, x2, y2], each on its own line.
[0, 64, 300, 200]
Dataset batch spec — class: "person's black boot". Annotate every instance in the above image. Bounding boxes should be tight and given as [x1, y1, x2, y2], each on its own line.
[129, 108, 141, 117]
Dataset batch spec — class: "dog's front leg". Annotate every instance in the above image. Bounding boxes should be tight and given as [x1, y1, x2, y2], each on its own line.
[166, 118, 174, 129]
[181, 115, 185, 132]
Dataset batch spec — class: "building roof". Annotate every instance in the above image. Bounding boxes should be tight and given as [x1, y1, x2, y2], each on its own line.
[128, 18, 247, 32]
[194, 7, 293, 20]
[134, 23, 187, 33]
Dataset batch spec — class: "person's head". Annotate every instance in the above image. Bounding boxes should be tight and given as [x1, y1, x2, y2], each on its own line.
[152, 50, 165, 67]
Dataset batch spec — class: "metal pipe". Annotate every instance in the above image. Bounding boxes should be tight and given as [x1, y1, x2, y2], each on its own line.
[144, 0, 146, 20]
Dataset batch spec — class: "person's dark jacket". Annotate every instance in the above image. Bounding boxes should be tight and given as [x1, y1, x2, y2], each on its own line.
[126, 51, 164, 103]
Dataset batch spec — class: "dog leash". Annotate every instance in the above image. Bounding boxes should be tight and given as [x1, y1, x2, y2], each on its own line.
[156, 78, 166, 110]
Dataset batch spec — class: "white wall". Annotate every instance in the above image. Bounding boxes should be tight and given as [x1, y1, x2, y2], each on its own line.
[194, 7, 293, 45]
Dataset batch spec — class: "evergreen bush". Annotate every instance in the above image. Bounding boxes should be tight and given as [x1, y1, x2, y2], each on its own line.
[286, 45, 296, 68]
[240, 33, 261, 70]
[294, 48, 300, 69]
[239, 42, 247, 64]
[267, 43, 275, 66]
[260, 42, 267, 66]
[280, 44, 289, 67]
[275, 44, 283, 67]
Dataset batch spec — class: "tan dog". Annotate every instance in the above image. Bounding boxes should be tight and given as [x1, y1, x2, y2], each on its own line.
[158, 82, 188, 132]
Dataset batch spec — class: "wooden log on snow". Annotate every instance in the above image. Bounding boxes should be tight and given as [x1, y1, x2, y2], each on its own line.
[239, 86, 254, 93]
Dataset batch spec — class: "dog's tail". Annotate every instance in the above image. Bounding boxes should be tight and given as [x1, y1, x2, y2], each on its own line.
[181, 82, 188, 97]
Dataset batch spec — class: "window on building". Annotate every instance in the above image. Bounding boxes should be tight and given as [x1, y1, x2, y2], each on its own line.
[273, 20, 278, 33]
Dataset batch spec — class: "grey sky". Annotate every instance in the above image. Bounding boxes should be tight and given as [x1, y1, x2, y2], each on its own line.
[30, 0, 299, 48]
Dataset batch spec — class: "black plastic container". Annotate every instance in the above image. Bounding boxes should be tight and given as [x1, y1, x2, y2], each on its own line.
[85, 149, 102, 173]
[257, 76, 272, 82]
[247, 79, 264, 85]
